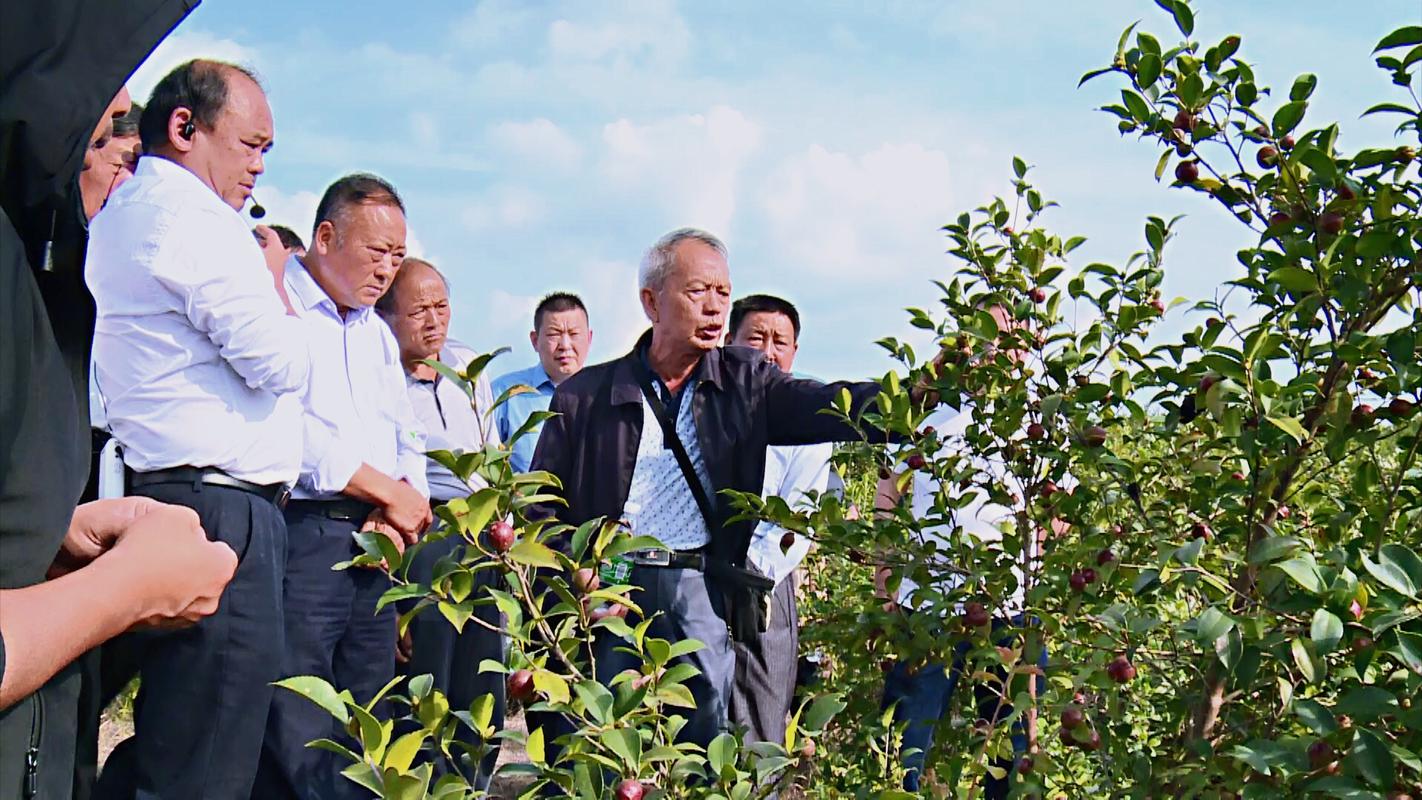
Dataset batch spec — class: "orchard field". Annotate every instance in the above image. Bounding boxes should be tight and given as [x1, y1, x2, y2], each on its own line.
[275, 3, 1422, 798]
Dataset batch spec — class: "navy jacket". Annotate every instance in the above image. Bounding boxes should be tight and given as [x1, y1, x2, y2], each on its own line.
[529, 329, 887, 567]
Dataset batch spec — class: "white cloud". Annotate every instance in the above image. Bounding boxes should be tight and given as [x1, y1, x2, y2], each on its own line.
[759, 141, 955, 280]
[453, 0, 539, 47]
[599, 105, 762, 237]
[460, 186, 545, 232]
[487, 118, 582, 170]
[127, 31, 260, 103]
[546, 0, 689, 67]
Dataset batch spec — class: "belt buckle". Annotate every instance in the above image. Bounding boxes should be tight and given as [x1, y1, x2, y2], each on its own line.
[639, 548, 671, 567]
[274, 485, 292, 510]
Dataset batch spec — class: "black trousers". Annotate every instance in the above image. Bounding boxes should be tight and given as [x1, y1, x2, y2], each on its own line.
[91, 482, 286, 800]
[729, 576, 799, 745]
[252, 506, 395, 800]
[397, 531, 505, 790]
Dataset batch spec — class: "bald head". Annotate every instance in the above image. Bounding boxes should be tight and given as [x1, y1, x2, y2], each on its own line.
[379, 258, 453, 369]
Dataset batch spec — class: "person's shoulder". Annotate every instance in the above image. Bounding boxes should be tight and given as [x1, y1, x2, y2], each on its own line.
[719, 343, 767, 370]
[442, 338, 479, 368]
[491, 362, 537, 392]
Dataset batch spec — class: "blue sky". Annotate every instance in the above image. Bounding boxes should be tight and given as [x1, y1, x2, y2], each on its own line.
[126, 0, 1419, 381]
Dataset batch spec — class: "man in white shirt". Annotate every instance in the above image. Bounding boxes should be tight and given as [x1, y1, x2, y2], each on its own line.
[376, 257, 505, 789]
[254, 174, 432, 800]
[725, 295, 832, 745]
[86, 60, 306, 800]
[873, 304, 1048, 798]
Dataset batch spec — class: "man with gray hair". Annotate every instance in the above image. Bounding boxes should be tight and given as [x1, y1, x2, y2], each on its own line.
[529, 228, 904, 750]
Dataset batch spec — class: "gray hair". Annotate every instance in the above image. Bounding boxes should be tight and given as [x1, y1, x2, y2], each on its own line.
[638, 227, 727, 291]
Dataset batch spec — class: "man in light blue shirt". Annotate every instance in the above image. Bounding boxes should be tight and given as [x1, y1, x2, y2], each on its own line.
[490, 292, 593, 472]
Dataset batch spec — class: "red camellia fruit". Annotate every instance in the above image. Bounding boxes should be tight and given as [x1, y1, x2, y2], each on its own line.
[1106, 655, 1136, 683]
[1318, 212, 1344, 235]
[1027, 422, 1047, 440]
[1081, 568, 1098, 585]
[1252, 124, 1270, 137]
[1191, 522, 1214, 541]
[1174, 160, 1200, 183]
[1081, 729, 1103, 751]
[488, 520, 515, 553]
[1256, 145, 1279, 168]
[1150, 298, 1166, 314]
[1389, 397, 1415, 417]
[1069, 571, 1088, 592]
[1081, 425, 1108, 448]
[1280, 134, 1296, 150]
[1016, 755, 1035, 774]
[1349, 599, 1365, 621]
[1397, 146, 1416, 164]
[614, 779, 645, 800]
[779, 530, 796, 552]
[1268, 210, 1292, 227]
[1277, 506, 1292, 520]
[1096, 549, 1116, 566]
[572, 567, 600, 595]
[1111, 524, 1124, 539]
[1199, 373, 1221, 393]
[1353, 404, 1376, 426]
[906, 453, 927, 470]
[962, 602, 991, 629]
[1307, 740, 1335, 770]
[1058, 726, 1077, 747]
[1351, 635, 1374, 653]
[921, 425, 937, 438]
[507, 669, 535, 703]
[1231, 471, 1247, 481]
[1336, 182, 1356, 201]
[1172, 109, 1194, 131]
[1061, 705, 1085, 729]
[1030, 287, 1047, 303]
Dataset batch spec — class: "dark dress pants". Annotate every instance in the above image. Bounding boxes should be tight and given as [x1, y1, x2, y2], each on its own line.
[91, 483, 286, 800]
[398, 532, 505, 790]
[729, 576, 798, 745]
[594, 565, 735, 749]
[252, 506, 395, 800]
[880, 615, 1048, 797]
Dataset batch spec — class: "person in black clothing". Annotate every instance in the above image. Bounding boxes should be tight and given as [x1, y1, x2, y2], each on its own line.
[528, 227, 914, 750]
[0, 3, 241, 798]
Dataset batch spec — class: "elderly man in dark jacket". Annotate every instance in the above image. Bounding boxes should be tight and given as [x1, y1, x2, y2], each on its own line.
[529, 227, 895, 748]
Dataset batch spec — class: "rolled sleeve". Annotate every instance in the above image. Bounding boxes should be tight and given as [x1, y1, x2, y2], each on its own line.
[390, 365, 430, 498]
[299, 410, 364, 495]
[156, 210, 309, 395]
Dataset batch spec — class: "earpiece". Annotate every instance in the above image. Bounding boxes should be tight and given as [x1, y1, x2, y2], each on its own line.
[180, 119, 196, 140]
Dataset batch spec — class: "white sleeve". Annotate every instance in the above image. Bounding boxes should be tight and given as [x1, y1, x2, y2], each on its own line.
[153, 210, 309, 394]
[386, 329, 429, 497]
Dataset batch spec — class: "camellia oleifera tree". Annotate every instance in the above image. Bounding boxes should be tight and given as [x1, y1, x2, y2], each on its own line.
[753, 4, 1422, 798]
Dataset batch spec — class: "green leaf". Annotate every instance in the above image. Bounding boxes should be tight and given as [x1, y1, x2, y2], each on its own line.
[1374, 26, 1422, 52]
[707, 732, 737, 776]
[1380, 545, 1422, 593]
[1336, 687, 1398, 722]
[507, 539, 561, 570]
[1169, 1, 1194, 36]
[1291, 638, 1322, 683]
[1266, 414, 1308, 443]
[1348, 729, 1394, 788]
[1136, 53, 1162, 88]
[1396, 630, 1422, 675]
[1362, 552, 1418, 598]
[1272, 101, 1308, 136]
[273, 676, 350, 724]
[801, 693, 847, 733]
[526, 725, 546, 765]
[600, 728, 641, 771]
[1249, 536, 1303, 566]
[1310, 609, 1344, 654]
[1293, 698, 1337, 735]
[1266, 266, 1317, 293]
[1289, 73, 1318, 101]
[1121, 89, 1153, 124]
[385, 730, 428, 773]
[1195, 607, 1235, 643]
[1013, 156, 1028, 179]
[1274, 555, 1325, 594]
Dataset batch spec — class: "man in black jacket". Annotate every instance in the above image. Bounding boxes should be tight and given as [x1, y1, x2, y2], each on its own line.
[529, 227, 893, 748]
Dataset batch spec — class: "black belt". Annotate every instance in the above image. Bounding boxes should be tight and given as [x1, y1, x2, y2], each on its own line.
[625, 547, 705, 570]
[129, 466, 291, 509]
[286, 498, 378, 523]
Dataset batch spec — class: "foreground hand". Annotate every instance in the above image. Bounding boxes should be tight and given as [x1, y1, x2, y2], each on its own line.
[48, 496, 164, 578]
[107, 505, 237, 629]
[396, 628, 414, 665]
[360, 510, 406, 568]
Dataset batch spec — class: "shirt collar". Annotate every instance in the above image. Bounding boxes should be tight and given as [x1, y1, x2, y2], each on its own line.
[612, 329, 724, 406]
[285, 256, 370, 321]
[139, 156, 233, 211]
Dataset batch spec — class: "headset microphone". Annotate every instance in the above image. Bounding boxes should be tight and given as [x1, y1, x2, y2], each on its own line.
[249, 197, 267, 219]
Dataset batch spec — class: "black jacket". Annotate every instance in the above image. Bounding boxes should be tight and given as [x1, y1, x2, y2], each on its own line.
[529, 330, 887, 567]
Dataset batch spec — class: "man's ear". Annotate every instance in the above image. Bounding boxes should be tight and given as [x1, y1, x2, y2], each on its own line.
[168, 108, 195, 154]
[639, 288, 658, 323]
[528, 330, 538, 352]
[313, 219, 336, 255]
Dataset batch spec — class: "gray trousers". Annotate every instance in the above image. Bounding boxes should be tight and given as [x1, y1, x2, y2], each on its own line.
[595, 565, 735, 748]
[730, 577, 798, 744]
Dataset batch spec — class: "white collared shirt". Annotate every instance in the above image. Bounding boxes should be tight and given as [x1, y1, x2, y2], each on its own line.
[745, 442, 833, 585]
[896, 404, 1023, 613]
[405, 340, 500, 502]
[623, 383, 713, 551]
[86, 156, 308, 484]
[284, 257, 429, 500]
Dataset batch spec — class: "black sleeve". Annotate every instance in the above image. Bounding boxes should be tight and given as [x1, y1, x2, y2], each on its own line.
[762, 361, 890, 447]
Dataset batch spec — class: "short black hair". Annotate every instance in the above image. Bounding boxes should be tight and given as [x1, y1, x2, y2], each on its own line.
[534, 292, 588, 332]
[268, 224, 304, 251]
[312, 173, 405, 236]
[140, 59, 261, 153]
[113, 102, 143, 138]
[729, 294, 801, 341]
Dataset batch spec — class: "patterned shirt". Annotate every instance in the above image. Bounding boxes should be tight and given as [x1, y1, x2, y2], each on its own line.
[622, 378, 714, 551]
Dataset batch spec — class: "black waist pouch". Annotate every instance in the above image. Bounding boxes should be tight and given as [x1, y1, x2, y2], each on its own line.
[706, 558, 775, 643]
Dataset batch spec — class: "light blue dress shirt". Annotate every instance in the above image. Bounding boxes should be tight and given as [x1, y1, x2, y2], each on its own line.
[490, 363, 557, 473]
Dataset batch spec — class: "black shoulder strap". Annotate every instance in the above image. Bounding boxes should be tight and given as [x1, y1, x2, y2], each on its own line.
[634, 366, 718, 535]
